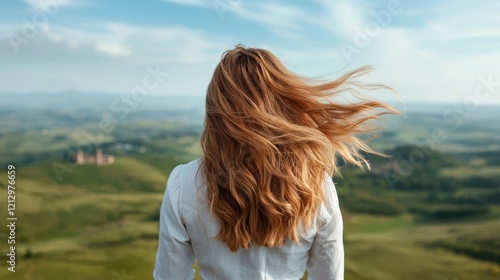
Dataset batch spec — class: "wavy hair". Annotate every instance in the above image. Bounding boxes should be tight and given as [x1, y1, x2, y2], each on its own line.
[200, 44, 398, 251]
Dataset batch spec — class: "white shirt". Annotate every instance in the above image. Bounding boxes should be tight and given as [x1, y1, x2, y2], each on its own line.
[153, 159, 344, 280]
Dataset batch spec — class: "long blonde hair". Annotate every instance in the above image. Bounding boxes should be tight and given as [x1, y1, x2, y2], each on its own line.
[201, 44, 397, 251]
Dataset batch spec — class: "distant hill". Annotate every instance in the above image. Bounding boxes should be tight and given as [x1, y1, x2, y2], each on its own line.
[0, 91, 204, 113]
[17, 155, 187, 193]
[2, 91, 499, 117]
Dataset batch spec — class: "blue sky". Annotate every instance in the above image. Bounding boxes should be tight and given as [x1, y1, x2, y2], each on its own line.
[1, 0, 499, 104]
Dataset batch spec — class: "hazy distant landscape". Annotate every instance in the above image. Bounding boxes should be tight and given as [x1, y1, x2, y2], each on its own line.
[1, 92, 500, 279]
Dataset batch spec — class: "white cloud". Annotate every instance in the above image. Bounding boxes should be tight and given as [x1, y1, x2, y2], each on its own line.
[161, 0, 313, 38]
[351, 25, 500, 104]
[0, 22, 231, 94]
[23, 0, 70, 8]
[424, 0, 500, 41]
[446, 28, 500, 40]
[415, 50, 437, 60]
[161, 0, 209, 8]
[22, 0, 84, 10]
[94, 41, 131, 56]
[232, 2, 308, 36]
[313, 0, 370, 39]
[2, 0, 499, 104]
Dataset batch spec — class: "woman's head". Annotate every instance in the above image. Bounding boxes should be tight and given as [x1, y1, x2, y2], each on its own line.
[201, 44, 398, 251]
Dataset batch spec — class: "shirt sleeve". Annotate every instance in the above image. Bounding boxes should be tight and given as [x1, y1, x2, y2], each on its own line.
[306, 175, 344, 280]
[153, 164, 195, 280]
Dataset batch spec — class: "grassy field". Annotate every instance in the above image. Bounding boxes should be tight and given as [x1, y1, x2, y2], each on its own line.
[0, 155, 499, 279]
[1, 107, 499, 279]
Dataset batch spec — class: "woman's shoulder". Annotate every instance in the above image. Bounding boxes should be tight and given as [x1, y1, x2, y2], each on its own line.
[164, 158, 204, 220]
[168, 158, 202, 179]
[184, 158, 203, 173]
[166, 158, 204, 198]
[316, 174, 341, 228]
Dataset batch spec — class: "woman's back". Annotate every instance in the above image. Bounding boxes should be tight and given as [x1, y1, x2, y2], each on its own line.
[154, 159, 344, 280]
[153, 45, 397, 279]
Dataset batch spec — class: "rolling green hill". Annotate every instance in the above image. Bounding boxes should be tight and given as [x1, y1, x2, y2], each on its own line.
[1, 152, 499, 280]
[1, 106, 499, 279]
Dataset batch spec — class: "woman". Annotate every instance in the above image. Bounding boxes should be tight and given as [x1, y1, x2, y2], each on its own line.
[153, 45, 397, 279]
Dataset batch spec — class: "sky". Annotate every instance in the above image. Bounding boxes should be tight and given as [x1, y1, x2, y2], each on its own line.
[1, 0, 499, 104]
